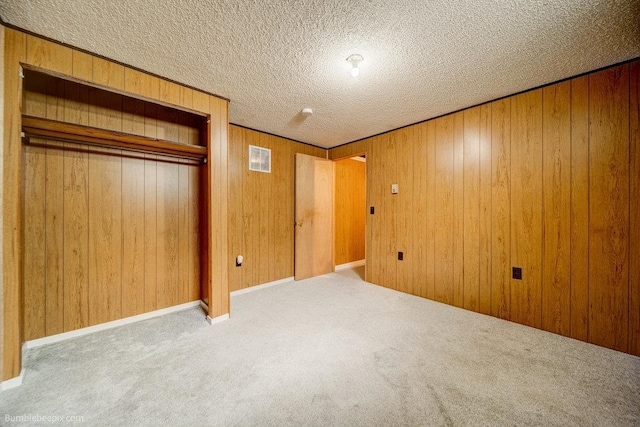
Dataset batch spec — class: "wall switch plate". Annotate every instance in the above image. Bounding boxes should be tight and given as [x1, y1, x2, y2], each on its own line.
[391, 184, 399, 194]
[370, 206, 375, 214]
[512, 267, 522, 280]
[398, 251, 404, 261]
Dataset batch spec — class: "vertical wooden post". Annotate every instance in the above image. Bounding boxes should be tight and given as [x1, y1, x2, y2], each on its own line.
[3, 28, 26, 380]
[206, 97, 230, 323]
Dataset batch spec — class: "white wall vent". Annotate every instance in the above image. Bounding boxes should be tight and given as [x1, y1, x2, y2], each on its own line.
[249, 145, 271, 173]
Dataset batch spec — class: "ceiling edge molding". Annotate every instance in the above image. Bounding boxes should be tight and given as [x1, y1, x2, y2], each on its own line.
[229, 123, 327, 151]
[331, 55, 640, 150]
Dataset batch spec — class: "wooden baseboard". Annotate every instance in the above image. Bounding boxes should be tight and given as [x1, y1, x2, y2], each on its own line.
[335, 259, 365, 270]
[23, 301, 204, 350]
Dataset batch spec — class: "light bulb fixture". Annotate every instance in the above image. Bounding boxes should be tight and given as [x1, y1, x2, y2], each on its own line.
[346, 54, 363, 77]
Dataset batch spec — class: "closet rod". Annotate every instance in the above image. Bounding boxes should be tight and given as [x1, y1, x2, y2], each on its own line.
[22, 115, 208, 161]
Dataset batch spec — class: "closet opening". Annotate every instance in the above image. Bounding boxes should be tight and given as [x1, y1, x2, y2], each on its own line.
[21, 67, 210, 341]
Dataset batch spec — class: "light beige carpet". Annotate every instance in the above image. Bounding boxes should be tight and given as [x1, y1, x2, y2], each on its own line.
[1, 267, 639, 426]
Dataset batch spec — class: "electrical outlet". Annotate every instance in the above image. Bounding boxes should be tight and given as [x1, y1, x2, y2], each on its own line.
[370, 206, 375, 214]
[512, 267, 522, 280]
[398, 251, 404, 261]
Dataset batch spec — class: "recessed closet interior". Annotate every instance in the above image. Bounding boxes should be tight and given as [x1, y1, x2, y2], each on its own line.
[21, 68, 209, 340]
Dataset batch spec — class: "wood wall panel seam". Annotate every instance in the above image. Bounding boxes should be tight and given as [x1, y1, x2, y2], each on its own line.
[463, 107, 480, 312]
[588, 65, 630, 352]
[453, 112, 465, 308]
[569, 75, 590, 341]
[478, 104, 492, 315]
[541, 82, 572, 336]
[510, 90, 543, 329]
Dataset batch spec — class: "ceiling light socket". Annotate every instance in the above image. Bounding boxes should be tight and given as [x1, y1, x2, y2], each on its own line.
[347, 54, 364, 77]
[301, 107, 313, 116]
[347, 54, 363, 65]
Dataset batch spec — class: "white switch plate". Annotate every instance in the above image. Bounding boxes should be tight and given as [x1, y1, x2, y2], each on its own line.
[391, 184, 399, 194]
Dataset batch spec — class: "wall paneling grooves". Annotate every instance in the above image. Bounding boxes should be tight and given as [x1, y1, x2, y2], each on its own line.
[329, 60, 640, 356]
[2, 27, 230, 380]
[334, 158, 366, 266]
[227, 125, 325, 292]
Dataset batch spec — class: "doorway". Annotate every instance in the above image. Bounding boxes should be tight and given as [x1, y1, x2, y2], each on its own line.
[293, 153, 367, 282]
[334, 155, 366, 279]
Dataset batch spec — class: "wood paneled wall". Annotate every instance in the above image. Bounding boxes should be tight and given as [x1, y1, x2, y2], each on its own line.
[21, 71, 203, 341]
[2, 27, 229, 380]
[329, 60, 640, 356]
[228, 125, 325, 292]
[334, 158, 365, 266]
[0, 27, 5, 384]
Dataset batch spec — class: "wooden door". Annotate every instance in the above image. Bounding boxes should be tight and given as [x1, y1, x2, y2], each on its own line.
[294, 153, 334, 280]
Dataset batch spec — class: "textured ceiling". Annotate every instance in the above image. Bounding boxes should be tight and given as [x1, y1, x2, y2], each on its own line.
[2, 1, 639, 148]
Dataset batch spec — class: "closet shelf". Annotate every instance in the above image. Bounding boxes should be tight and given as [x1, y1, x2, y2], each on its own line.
[22, 115, 207, 161]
